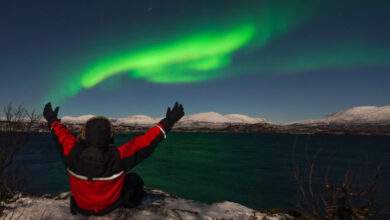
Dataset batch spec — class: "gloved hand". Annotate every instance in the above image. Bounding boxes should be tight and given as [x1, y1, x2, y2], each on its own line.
[43, 102, 60, 126]
[162, 102, 184, 131]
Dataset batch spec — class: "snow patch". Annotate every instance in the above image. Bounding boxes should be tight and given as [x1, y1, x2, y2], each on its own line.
[2, 190, 292, 220]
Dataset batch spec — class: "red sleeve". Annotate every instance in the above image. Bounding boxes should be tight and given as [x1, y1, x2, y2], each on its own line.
[117, 123, 166, 159]
[51, 120, 77, 156]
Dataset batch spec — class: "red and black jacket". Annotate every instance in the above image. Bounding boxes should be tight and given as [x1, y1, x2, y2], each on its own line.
[50, 120, 167, 214]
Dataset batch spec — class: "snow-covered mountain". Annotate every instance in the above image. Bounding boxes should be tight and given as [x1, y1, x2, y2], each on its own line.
[179, 112, 266, 124]
[61, 115, 95, 124]
[61, 112, 266, 125]
[180, 112, 229, 124]
[224, 114, 266, 124]
[116, 115, 159, 125]
[298, 106, 390, 125]
[60, 106, 390, 127]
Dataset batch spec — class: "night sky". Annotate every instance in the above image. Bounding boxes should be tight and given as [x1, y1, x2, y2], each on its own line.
[1, 0, 389, 122]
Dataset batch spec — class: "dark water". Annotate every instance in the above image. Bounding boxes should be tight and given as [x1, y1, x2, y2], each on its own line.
[12, 133, 390, 215]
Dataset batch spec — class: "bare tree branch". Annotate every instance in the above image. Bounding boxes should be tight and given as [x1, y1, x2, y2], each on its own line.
[0, 103, 40, 213]
[292, 143, 383, 220]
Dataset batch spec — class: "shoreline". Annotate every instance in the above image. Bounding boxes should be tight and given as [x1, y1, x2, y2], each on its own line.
[2, 120, 390, 136]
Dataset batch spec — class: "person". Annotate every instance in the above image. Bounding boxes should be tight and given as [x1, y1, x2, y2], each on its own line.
[43, 102, 184, 216]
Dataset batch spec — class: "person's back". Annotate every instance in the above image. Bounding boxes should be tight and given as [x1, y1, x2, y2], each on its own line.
[43, 102, 184, 215]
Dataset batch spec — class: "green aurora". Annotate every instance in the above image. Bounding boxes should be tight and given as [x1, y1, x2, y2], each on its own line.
[49, 1, 390, 103]
[48, 1, 315, 102]
[81, 24, 255, 87]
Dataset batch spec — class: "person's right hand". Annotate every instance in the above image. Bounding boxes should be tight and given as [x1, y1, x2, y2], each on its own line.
[165, 102, 184, 127]
[43, 102, 60, 125]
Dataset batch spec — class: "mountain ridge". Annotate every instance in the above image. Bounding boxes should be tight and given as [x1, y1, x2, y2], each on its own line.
[292, 105, 390, 125]
[62, 112, 267, 125]
[61, 105, 390, 126]
[35, 105, 390, 135]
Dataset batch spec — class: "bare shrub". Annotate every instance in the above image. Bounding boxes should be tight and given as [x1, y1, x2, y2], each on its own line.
[292, 145, 382, 220]
[0, 104, 40, 204]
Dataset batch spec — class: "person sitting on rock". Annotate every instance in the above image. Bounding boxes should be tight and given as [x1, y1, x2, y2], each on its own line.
[43, 102, 184, 216]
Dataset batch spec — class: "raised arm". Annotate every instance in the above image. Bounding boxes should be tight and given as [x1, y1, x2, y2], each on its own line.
[117, 102, 184, 171]
[50, 121, 77, 156]
[43, 102, 77, 156]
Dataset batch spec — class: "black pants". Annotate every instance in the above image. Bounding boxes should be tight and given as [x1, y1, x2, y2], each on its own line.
[70, 173, 145, 216]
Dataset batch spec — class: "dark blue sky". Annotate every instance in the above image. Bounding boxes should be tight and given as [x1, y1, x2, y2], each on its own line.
[0, 0, 389, 122]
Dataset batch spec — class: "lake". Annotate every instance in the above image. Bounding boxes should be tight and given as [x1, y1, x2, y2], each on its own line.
[12, 132, 390, 217]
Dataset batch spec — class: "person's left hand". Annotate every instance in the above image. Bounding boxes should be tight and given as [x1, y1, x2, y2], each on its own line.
[43, 102, 60, 125]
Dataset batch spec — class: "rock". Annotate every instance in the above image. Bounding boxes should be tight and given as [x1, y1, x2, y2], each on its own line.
[1, 189, 292, 220]
[54, 192, 71, 200]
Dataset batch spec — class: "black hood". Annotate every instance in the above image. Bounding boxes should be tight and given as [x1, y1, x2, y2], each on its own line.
[81, 116, 113, 148]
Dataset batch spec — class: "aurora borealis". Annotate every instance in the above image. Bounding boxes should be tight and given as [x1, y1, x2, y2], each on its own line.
[81, 24, 255, 87]
[1, 0, 390, 122]
[57, 1, 316, 101]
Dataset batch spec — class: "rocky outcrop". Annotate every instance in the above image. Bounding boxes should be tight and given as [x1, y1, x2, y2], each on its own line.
[1, 189, 292, 220]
